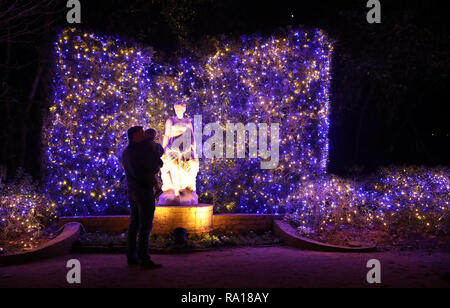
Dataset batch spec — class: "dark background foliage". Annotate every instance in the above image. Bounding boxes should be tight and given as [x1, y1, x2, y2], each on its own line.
[0, 0, 448, 180]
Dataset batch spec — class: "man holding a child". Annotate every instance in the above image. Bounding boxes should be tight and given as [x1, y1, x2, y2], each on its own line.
[121, 126, 164, 268]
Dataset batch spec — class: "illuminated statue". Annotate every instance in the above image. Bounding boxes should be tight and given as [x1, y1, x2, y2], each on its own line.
[158, 101, 199, 205]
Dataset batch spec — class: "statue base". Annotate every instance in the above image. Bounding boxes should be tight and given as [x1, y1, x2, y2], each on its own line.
[153, 204, 213, 235]
[157, 189, 198, 206]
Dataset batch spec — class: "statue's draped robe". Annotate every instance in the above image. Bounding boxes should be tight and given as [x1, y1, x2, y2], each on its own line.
[160, 117, 199, 196]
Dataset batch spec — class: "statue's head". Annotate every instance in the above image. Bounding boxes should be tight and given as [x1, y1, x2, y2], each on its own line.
[174, 101, 187, 119]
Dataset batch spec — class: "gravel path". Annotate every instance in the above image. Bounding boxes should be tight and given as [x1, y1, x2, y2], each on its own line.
[1, 246, 449, 288]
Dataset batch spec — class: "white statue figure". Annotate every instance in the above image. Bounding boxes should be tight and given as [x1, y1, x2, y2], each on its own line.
[158, 101, 199, 205]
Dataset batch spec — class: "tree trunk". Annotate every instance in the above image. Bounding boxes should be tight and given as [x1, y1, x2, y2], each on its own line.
[18, 62, 43, 168]
[2, 24, 15, 177]
[353, 79, 368, 164]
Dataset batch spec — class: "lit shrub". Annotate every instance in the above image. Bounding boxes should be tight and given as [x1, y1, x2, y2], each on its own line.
[368, 166, 450, 234]
[0, 168, 57, 248]
[285, 167, 450, 237]
[285, 175, 378, 236]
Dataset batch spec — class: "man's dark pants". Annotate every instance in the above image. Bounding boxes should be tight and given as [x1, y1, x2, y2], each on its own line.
[127, 189, 155, 262]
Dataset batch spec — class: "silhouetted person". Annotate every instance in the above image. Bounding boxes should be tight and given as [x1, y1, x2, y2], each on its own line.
[122, 126, 162, 268]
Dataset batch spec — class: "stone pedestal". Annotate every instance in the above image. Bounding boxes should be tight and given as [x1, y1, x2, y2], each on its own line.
[152, 204, 213, 235]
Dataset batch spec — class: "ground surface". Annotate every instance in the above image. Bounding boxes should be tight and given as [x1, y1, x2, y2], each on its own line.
[1, 246, 449, 288]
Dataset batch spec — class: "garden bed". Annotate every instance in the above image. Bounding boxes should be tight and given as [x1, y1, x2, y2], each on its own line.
[285, 220, 450, 252]
[0, 223, 81, 265]
[73, 230, 282, 253]
[0, 228, 58, 255]
[283, 167, 450, 252]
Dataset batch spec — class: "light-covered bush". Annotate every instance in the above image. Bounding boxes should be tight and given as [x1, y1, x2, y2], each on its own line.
[285, 166, 450, 236]
[0, 168, 57, 249]
[285, 175, 379, 236]
[368, 166, 450, 234]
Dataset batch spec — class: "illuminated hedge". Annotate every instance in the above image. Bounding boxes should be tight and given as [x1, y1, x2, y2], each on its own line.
[45, 28, 333, 215]
[285, 166, 450, 235]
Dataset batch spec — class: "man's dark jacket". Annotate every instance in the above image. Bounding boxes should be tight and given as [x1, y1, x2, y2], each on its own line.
[144, 139, 164, 168]
[122, 142, 161, 194]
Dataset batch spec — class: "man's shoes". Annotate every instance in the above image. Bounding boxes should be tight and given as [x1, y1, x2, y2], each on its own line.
[139, 260, 163, 269]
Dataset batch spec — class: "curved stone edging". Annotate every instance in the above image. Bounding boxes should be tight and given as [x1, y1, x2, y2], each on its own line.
[273, 220, 377, 253]
[0, 222, 81, 266]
